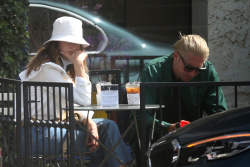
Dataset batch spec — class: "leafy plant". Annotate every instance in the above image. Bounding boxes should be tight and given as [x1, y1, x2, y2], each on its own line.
[0, 0, 30, 79]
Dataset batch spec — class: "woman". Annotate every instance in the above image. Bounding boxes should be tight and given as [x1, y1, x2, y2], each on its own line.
[19, 16, 132, 167]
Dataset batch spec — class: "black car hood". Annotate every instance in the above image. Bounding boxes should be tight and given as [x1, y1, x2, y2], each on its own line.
[159, 106, 250, 146]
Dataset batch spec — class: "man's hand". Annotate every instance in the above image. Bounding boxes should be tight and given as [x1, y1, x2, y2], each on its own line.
[167, 123, 178, 133]
[168, 120, 190, 133]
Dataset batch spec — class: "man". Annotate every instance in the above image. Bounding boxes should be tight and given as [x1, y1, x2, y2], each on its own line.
[129, 34, 227, 163]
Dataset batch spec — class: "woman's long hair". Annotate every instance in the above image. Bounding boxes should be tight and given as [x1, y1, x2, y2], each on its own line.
[26, 41, 88, 82]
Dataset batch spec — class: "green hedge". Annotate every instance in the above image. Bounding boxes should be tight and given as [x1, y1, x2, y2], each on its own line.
[0, 0, 30, 79]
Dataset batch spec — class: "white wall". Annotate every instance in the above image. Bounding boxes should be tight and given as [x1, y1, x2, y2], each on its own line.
[193, 0, 250, 109]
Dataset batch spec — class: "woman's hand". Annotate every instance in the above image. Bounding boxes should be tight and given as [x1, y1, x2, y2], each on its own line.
[65, 50, 88, 66]
[61, 50, 88, 78]
[60, 49, 88, 63]
[82, 118, 99, 151]
[87, 129, 99, 151]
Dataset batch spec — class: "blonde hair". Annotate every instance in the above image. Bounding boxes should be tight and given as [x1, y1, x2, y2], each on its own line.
[174, 34, 209, 59]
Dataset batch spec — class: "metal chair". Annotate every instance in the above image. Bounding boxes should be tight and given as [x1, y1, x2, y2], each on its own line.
[0, 78, 22, 166]
[22, 81, 77, 166]
[0, 79, 96, 166]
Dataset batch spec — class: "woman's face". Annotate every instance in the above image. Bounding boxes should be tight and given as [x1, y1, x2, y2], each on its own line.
[58, 41, 81, 57]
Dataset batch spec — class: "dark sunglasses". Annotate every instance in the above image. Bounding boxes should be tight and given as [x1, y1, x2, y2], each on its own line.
[177, 52, 206, 73]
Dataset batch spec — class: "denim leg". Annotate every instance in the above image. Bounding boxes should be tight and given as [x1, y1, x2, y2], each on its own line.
[73, 126, 90, 153]
[21, 119, 132, 166]
[21, 126, 91, 155]
[88, 119, 133, 167]
[21, 126, 68, 155]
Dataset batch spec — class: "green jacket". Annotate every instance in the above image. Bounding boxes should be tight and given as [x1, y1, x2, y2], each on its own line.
[129, 54, 227, 151]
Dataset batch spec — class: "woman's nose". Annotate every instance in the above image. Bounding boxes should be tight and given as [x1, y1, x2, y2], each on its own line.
[69, 43, 79, 50]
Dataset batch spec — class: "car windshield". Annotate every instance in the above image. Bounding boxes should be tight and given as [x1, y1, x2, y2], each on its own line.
[28, 0, 108, 55]
[28, 0, 174, 83]
[28, 0, 173, 56]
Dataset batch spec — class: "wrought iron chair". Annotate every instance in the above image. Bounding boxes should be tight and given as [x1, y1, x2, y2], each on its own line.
[0, 78, 22, 166]
[22, 81, 77, 166]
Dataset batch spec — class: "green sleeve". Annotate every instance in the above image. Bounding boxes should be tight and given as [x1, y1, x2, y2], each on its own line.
[204, 63, 228, 114]
[138, 65, 170, 135]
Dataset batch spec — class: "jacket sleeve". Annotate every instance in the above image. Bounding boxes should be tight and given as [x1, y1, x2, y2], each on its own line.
[40, 65, 93, 121]
[203, 63, 228, 114]
[19, 63, 92, 121]
[139, 65, 170, 135]
[40, 64, 92, 106]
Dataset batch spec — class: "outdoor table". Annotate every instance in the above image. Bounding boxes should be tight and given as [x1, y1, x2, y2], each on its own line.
[72, 104, 164, 167]
[74, 103, 162, 111]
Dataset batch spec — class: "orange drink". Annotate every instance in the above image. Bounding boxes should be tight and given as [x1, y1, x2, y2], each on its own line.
[125, 82, 140, 105]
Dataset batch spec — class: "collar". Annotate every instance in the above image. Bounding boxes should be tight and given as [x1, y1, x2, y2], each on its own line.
[61, 57, 72, 71]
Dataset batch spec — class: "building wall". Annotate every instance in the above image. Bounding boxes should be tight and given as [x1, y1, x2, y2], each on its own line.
[193, 0, 250, 108]
[125, 0, 192, 44]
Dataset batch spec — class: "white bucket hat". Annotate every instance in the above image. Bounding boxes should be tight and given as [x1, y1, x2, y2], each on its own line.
[43, 16, 90, 47]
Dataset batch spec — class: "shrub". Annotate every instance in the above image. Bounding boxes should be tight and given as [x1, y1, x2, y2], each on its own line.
[0, 0, 30, 79]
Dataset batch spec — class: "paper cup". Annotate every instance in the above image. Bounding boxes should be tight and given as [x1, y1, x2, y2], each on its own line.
[96, 93, 101, 105]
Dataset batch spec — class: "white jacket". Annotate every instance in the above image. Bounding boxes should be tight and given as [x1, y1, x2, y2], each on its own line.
[19, 62, 94, 121]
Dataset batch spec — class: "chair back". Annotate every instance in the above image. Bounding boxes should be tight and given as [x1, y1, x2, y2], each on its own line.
[0, 78, 22, 166]
[22, 81, 75, 166]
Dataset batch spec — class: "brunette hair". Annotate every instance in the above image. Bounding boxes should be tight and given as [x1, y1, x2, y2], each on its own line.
[26, 41, 61, 77]
[26, 41, 88, 81]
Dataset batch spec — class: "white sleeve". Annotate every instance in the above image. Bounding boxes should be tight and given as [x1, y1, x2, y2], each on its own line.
[74, 76, 92, 106]
[19, 63, 93, 122]
[33, 64, 92, 106]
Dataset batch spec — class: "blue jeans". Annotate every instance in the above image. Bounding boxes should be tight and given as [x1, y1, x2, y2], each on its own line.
[21, 119, 132, 166]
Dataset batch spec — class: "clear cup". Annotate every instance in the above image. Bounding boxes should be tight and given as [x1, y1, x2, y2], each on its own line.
[95, 81, 111, 105]
[125, 82, 140, 105]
